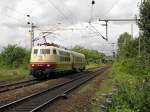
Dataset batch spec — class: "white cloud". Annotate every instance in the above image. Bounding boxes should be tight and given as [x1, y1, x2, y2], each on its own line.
[0, 0, 140, 55]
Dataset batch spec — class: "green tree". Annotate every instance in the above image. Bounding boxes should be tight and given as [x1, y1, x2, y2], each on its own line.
[0, 44, 30, 68]
[139, 1, 150, 54]
[117, 32, 135, 58]
[108, 1, 150, 112]
[71, 46, 106, 64]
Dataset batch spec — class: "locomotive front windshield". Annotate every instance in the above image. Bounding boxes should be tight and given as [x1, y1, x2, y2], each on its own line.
[33, 49, 50, 54]
[40, 49, 50, 54]
[33, 49, 38, 54]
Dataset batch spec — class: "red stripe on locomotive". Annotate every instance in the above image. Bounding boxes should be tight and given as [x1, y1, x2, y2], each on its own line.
[31, 62, 56, 69]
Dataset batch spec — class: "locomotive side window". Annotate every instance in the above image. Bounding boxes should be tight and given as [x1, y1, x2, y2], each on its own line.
[33, 49, 38, 54]
[46, 49, 50, 54]
[59, 50, 71, 62]
[60, 56, 70, 62]
[53, 49, 57, 55]
[40, 49, 50, 54]
[74, 56, 82, 63]
[59, 51, 70, 56]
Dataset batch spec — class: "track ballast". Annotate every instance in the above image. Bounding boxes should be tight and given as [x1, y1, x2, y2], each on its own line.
[0, 67, 108, 112]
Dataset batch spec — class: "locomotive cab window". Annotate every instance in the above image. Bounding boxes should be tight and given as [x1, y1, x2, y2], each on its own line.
[33, 49, 38, 54]
[40, 49, 50, 54]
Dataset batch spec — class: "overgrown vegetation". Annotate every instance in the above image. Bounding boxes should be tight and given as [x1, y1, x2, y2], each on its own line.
[107, 1, 150, 112]
[0, 44, 30, 69]
[71, 46, 112, 68]
[0, 44, 30, 80]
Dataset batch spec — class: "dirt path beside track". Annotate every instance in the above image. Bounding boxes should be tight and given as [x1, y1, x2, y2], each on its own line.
[44, 68, 111, 112]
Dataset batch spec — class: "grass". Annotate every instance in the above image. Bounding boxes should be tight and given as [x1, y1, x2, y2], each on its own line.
[90, 72, 113, 112]
[86, 62, 101, 69]
[0, 68, 30, 81]
[0, 62, 102, 81]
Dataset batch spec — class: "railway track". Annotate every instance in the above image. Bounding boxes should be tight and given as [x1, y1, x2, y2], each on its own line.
[0, 67, 108, 112]
[0, 68, 98, 94]
[0, 79, 41, 93]
[0, 73, 84, 94]
[0, 81, 8, 85]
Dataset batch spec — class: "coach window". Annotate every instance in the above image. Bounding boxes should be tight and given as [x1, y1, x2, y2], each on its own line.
[46, 49, 50, 54]
[53, 49, 57, 55]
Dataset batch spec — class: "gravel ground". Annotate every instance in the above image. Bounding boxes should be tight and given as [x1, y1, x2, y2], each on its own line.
[0, 75, 34, 86]
[44, 68, 111, 112]
[0, 71, 92, 106]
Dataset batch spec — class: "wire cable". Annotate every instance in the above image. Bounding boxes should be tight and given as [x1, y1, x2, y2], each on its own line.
[101, 0, 121, 18]
[47, 0, 73, 24]
[2, 5, 39, 26]
[89, 23, 107, 40]
[58, 0, 77, 24]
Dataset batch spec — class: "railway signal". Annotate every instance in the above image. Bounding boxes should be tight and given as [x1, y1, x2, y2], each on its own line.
[27, 15, 37, 50]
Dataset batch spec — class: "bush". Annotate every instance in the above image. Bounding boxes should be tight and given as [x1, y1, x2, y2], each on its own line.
[110, 73, 143, 111]
[108, 59, 150, 112]
[113, 58, 148, 78]
[109, 105, 137, 112]
[71, 46, 107, 64]
[0, 44, 30, 69]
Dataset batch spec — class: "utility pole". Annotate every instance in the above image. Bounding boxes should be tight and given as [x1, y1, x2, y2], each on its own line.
[131, 24, 133, 38]
[110, 43, 116, 58]
[105, 20, 108, 40]
[102, 20, 109, 40]
[27, 15, 36, 50]
[107, 43, 116, 58]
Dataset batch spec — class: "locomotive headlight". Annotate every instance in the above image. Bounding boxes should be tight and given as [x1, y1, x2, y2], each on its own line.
[47, 64, 51, 67]
[32, 64, 35, 67]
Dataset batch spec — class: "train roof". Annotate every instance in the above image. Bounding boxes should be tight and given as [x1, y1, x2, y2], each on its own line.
[70, 51, 85, 57]
[32, 45, 85, 57]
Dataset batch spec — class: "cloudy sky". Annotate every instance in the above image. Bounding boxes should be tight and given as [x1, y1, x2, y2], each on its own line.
[0, 0, 141, 55]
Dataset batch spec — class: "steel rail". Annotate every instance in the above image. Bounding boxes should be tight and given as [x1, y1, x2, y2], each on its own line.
[0, 79, 36, 88]
[0, 67, 108, 112]
[0, 79, 41, 93]
[0, 68, 96, 93]
[31, 67, 107, 112]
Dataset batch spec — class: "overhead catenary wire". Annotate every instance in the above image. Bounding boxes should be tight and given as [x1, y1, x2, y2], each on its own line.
[98, 18, 140, 40]
[30, 0, 97, 40]
[99, 19, 140, 22]
[86, 0, 122, 40]
[0, 6, 26, 24]
[47, 0, 74, 24]
[89, 23, 107, 40]
[37, 0, 90, 40]
[58, 1, 93, 36]
[101, 0, 121, 18]
[57, 0, 88, 37]
[57, 0, 77, 24]
[2, 5, 40, 26]
[86, 0, 108, 41]
[58, 0, 90, 37]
